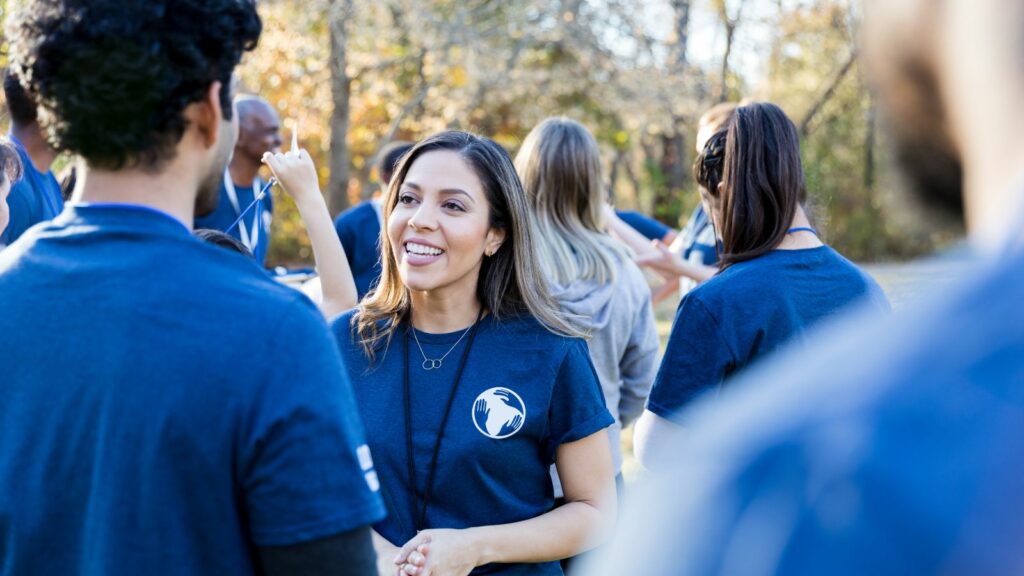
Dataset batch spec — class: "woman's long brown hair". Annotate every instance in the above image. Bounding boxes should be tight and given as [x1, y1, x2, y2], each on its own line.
[353, 130, 584, 362]
[700, 102, 808, 268]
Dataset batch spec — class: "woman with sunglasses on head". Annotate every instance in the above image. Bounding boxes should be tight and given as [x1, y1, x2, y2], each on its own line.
[634, 102, 889, 470]
[331, 131, 616, 576]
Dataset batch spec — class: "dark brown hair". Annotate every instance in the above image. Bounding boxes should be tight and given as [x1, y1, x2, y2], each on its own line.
[354, 130, 582, 361]
[709, 102, 807, 268]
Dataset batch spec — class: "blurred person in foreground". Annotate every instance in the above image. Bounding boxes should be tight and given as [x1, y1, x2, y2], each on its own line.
[588, 0, 1024, 574]
[0, 1, 382, 574]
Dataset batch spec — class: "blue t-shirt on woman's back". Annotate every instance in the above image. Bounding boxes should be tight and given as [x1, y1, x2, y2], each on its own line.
[648, 245, 889, 419]
[332, 311, 613, 575]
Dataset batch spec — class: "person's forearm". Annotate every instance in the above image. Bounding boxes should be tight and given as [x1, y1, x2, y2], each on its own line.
[676, 261, 718, 283]
[294, 194, 358, 317]
[467, 499, 610, 565]
[606, 211, 658, 257]
[634, 410, 683, 472]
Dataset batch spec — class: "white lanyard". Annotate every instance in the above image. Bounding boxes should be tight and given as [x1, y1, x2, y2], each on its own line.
[223, 168, 262, 252]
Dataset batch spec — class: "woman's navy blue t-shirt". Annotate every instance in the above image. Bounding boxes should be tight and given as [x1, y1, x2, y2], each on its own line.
[648, 245, 889, 419]
[332, 311, 613, 575]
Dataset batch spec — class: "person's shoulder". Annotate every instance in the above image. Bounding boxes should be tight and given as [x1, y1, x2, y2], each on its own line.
[329, 307, 360, 340]
[683, 259, 753, 305]
[608, 253, 655, 307]
[489, 312, 581, 352]
[674, 250, 1017, 470]
[5, 178, 35, 215]
[818, 245, 889, 305]
[185, 239, 321, 318]
[335, 201, 377, 226]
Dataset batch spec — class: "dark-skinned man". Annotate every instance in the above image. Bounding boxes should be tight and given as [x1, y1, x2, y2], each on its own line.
[195, 94, 283, 265]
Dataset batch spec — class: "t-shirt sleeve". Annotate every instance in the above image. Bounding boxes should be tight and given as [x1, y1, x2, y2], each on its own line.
[2, 187, 32, 244]
[545, 339, 615, 463]
[241, 299, 386, 547]
[617, 210, 672, 242]
[646, 295, 735, 420]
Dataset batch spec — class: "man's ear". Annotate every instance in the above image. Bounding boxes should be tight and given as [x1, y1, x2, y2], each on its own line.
[188, 81, 224, 150]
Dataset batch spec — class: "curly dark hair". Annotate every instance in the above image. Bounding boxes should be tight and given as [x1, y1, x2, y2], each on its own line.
[3, 71, 38, 127]
[6, 0, 261, 171]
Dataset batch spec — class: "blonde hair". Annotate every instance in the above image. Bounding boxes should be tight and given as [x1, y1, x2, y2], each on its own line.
[354, 130, 584, 361]
[515, 117, 630, 286]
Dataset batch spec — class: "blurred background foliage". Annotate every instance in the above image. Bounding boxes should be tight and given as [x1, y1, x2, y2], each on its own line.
[0, 0, 963, 266]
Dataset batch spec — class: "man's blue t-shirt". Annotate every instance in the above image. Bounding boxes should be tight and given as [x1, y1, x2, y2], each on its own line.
[592, 247, 1024, 575]
[648, 245, 889, 418]
[194, 175, 274, 265]
[678, 204, 717, 266]
[0, 137, 63, 245]
[332, 311, 613, 575]
[334, 200, 382, 300]
[616, 209, 672, 242]
[0, 205, 385, 575]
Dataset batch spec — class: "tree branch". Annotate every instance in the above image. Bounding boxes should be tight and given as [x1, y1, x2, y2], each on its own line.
[799, 48, 858, 137]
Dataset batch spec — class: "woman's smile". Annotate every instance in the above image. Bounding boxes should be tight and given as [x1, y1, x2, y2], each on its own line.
[388, 149, 503, 297]
[402, 239, 446, 266]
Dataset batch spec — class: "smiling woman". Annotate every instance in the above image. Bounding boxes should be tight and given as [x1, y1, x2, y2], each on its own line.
[331, 130, 618, 575]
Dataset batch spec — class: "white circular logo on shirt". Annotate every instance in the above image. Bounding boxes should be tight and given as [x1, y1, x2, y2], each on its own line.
[472, 387, 526, 439]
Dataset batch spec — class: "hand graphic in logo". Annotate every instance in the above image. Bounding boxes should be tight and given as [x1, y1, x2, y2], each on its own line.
[471, 387, 526, 439]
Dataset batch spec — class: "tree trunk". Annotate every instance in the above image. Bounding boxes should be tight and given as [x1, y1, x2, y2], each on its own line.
[669, 0, 691, 69]
[799, 49, 858, 137]
[718, 24, 735, 103]
[864, 99, 876, 190]
[715, 0, 747, 103]
[609, 149, 623, 204]
[327, 0, 354, 217]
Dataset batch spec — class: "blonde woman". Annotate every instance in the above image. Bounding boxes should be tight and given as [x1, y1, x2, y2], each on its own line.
[331, 131, 616, 575]
[515, 117, 659, 504]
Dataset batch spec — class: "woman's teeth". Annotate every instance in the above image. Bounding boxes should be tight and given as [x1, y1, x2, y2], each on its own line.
[406, 242, 443, 256]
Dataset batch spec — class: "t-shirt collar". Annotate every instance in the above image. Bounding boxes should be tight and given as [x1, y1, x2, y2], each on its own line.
[58, 202, 192, 235]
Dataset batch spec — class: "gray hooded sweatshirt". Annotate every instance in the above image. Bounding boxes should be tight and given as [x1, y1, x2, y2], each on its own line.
[551, 255, 660, 478]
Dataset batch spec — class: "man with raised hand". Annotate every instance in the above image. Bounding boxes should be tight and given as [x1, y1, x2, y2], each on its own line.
[595, 1, 1024, 574]
[0, 1, 382, 574]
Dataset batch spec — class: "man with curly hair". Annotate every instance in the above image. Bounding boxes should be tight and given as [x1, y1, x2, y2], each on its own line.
[0, 1, 382, 574]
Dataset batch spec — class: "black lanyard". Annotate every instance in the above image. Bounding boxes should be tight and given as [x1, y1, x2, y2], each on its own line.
[403, 308, 484, 532]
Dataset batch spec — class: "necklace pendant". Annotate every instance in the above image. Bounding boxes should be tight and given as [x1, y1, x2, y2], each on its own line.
[423, 358, 442, 370]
